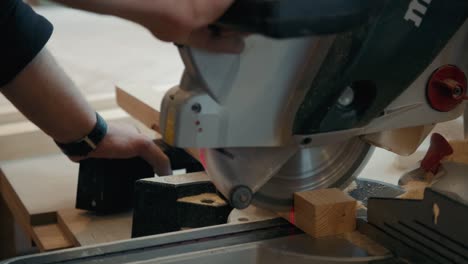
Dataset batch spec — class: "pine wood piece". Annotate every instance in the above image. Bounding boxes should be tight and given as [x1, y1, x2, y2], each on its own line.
[32, 224, 73, 252]
[293, 188, 357, 238]
[57, 209, 132, 246]
[115, 84, 167, 132]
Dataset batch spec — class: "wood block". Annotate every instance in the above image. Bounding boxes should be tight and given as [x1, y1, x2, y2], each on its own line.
[57, 209, 132, 247]
[293, 188, 357, 238]
[115, 85, 165, 131]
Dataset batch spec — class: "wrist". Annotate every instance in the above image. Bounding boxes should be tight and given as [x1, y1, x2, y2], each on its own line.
[55, 112, 108, 157]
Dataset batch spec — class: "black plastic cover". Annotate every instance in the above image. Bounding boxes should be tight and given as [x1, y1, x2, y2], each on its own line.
[219, 0, 377, 38]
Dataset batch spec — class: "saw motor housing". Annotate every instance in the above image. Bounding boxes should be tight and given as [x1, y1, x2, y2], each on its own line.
[160, 0, 468, 210]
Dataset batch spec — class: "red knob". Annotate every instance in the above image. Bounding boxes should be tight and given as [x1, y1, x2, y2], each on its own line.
[427, 65, 467, 112]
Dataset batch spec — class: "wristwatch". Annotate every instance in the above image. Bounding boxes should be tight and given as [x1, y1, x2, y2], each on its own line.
[55, 113, 108, 157]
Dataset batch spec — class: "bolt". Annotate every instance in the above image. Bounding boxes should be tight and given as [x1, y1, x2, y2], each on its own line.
[230, 186, 253, 209]
[191, 103, 202, 113]
[438, 79, 464, 99]
[453, 86, 463, 98]
[338, 86, 355, 107]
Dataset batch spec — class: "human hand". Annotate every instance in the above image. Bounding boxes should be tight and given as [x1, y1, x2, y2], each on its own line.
[70, 123, 172, 176]
[127, 0, 244, 53]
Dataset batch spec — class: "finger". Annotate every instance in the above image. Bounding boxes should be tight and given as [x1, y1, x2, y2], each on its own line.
[138, 141, 172, 176]
[68, 156, 86, 163]
[188, 29, 245, 53]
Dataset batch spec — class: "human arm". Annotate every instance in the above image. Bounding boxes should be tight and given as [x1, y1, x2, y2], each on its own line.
[0, 0, 171, 175]
[52, 0, 244, 53]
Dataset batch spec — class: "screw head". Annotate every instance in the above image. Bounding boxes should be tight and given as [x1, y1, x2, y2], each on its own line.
[452, 86, 463, 98]
[230, 186, 253, 209]
[191, 103, 202, 113]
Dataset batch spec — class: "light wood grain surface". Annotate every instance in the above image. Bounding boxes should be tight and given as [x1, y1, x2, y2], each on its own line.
[57, 209, 132, 246]
[293, 188, 357, 238]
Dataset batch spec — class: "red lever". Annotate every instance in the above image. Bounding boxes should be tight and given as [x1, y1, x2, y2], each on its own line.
[420, 133, 453, 174]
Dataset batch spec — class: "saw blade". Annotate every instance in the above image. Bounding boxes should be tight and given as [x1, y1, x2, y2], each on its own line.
[204, 138, 373, 211]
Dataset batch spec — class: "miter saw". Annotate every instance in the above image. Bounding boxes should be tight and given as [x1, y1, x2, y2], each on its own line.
[3, 1, 468, 264]
[159, 0, 468, 212]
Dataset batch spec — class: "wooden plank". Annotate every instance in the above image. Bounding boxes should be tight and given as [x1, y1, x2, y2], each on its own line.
[1, 155, 79, 216]
[0, 195, 17, 259]
[1, 153, 139, 251]
[115, 84, 168, 132]
[0, 169, 72, 252]
[0, 93, 117, 126]
[32, 224, 73, 252]
[0, 170, 33, 236]
[0, 108, 132, 161]
[57, 208, 132, 246]
[289, 188, 357, 238]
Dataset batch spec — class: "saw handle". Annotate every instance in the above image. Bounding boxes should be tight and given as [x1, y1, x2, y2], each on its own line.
[217, 0, 377, 38]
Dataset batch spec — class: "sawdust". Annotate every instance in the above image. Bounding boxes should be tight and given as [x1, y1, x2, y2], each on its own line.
[398, 180, 432, 200]
[398, 139, 468, 200]
[356, 200, 367, 211]
[344, 181, 358, 194]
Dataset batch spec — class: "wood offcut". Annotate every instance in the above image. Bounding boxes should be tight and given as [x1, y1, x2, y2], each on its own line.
[288, 188, 357, 238]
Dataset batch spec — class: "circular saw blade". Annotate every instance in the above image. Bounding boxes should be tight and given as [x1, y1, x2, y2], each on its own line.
[253, 138, 373, 211]
[204, 138, 373, 212]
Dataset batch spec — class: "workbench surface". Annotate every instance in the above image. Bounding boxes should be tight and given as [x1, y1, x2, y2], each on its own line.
[0, 155, 133, 253]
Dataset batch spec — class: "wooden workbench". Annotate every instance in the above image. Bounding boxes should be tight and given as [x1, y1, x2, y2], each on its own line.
[0, 155, 134, 254]
[0, 81, 174, 258]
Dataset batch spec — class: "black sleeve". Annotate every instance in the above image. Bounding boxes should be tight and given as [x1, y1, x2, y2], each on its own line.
[0, 0, 53, 87]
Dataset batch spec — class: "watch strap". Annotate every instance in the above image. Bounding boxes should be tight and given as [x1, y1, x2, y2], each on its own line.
[55, 113, 107, 157]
